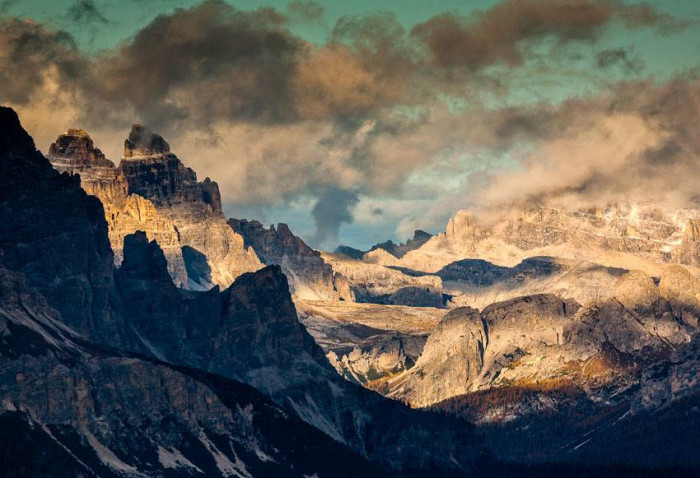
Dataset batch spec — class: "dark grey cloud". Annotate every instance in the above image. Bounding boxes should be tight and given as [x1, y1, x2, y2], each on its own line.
[0, 0, 694, 228]
[0, 0, 20, 16]
[309, 188, 359, 247]
[66, 0, 111, 26]
[2, 0, 679, 131]
[94, 1, 302, 127]
[0, 18, 87, 104]
[596, 47, 643, 72]
[286, 0, 323, 23]
[411, 0, 679, 70]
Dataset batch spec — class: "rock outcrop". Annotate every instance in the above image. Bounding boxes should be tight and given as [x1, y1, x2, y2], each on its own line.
[322, 251, 444, 306]
[398, 204, 700, 274]
[389, 265, 700, 409]
[368, 230, 434, 259]
[2, 108, 481, 472]
[388, 295, 579, 407]
[0, 266, 386, 478]
[47, 126, 262, 289]
[388, 307, 488, 407]
[336, 230, 434, 261]
[48, 128, 115, 170]
[229, 219, 353, 300]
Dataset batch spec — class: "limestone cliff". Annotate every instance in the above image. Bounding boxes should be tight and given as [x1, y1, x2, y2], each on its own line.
[399, 204, 700, 274]
[229, 219, 353, 300]
[4, 106, 481, 472]
[48, 126, 261, 289]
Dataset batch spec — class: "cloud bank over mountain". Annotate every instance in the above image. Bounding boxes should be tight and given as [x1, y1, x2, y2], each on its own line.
[1, 0, 698, 246]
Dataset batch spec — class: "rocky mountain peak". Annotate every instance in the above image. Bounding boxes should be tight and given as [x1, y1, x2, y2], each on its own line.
[412, 229, 433, 241]
[0, 106, 38, 157]
[372, 230, 434, 258]
[123, 124, 171, 158]
[118, 126, 223, 212]
[229, 218, 353, 300]
[47, 128, 115, 170]
[613, 270, 660, 310]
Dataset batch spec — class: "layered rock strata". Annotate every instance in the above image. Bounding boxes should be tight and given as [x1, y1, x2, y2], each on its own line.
[2, 107, 480, 471]
[47, 126, 261, 289]
[229, 218, 353, 301]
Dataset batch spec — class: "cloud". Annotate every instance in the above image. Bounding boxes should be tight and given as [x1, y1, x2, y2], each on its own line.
[65, 0, 111, 26]
[92, 1, 302, 128]
[286, 0, 323, 23]
[473, 78, 700, 212]
[0, 0, 694, 244]
[0, 18, 88, 104]
[410, 0, 674, 71]
[309, 187, 359, 247]
[596, 47, 643, 72]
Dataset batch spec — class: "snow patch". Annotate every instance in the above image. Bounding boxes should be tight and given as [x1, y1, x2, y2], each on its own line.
[130, 325, 166, 361]
[0, 306, 83, 356]
[38, 422, 96, 475]
[157, 445, 203, 473]
[287, 394, 345, 443]
[198, 432, 251, 478]
[83, 428, 147, 477]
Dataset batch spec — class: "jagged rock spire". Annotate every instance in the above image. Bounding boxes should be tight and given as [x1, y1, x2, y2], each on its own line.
[47, 128, 115, 169]
[123, 124, 170, 158]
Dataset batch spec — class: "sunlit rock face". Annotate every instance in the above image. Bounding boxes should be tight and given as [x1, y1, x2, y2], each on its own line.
[47, 128, 188, 286]
[47, 126, 262, 289]
[388, 266, 700, 410]
[398, 204, 700, 274]
[117, 124, 262, 289]
[387, 295, 580, 408]
[229, 218, 354, 301]
[120, 124, 223, 213]
[49, 128, 115, 170]
[322, 251, 445, 306]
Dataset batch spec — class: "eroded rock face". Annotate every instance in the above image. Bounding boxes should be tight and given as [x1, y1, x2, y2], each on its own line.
[47, 126, 262, 289]
[659, 264, 700, 327]
[386, 294, 582, 407]
[0, 266, 386, 478]
[399, 204, 700, 274]
[4, 107, 481, 472]
[327, 333, 427, 387]
[49, 128, 115, 170]
[229, 219, 353, 301]
[322, 251, 444, 305]
[118, 125, 262, 289]
[388, 307, 488, 407]
[566, 270, 693, 355]
[389, 266, 700, 411]
[0, 108, 117, 341]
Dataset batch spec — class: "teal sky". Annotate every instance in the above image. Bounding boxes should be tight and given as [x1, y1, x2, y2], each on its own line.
[4, 0, 700, 249]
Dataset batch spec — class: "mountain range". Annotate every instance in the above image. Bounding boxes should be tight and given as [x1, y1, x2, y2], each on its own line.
[3, 105, 700, 476]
